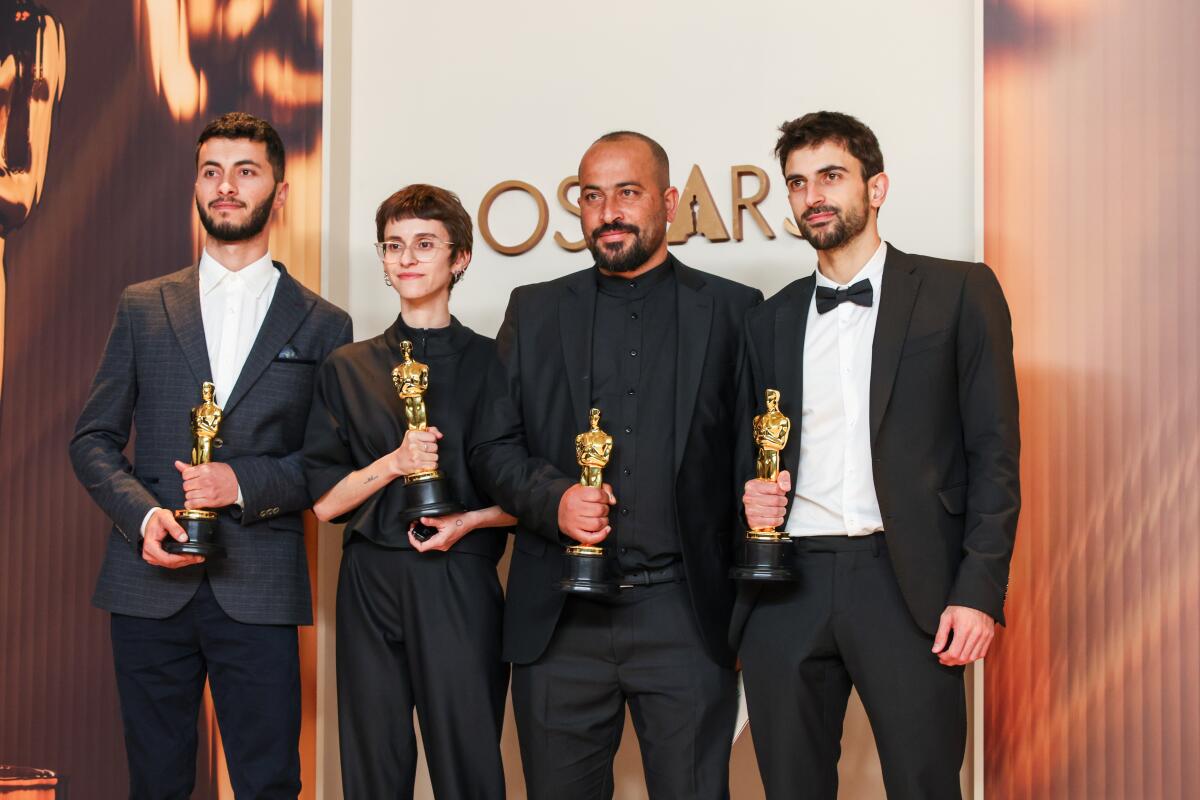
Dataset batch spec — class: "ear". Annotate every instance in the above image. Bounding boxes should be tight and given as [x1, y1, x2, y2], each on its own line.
[273, 181, 290, 211]
[867, 172, 888, 210]
[452, 249, 472, 273]
[662, 185, 680, 224]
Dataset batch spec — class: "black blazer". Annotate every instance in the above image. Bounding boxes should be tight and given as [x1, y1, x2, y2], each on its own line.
[471, 256, 762, 666]
[70, 263, 352, 625]
[730, 245, 1020, 648]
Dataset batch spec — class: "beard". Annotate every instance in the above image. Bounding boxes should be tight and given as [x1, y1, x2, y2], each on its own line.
[585, 216, 666, 273]
[797, 190, 870, 251]
[196, 189, 276, 243]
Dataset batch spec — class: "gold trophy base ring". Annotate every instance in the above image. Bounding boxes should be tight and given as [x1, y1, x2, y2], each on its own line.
[163, 509, 226, 559]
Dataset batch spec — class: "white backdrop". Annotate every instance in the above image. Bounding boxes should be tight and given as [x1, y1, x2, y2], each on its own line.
[322, 1, 981, 797]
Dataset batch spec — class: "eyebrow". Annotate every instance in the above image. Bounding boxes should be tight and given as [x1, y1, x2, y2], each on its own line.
[384, 232, 440, 240]
[785, 164, 847, 181]
[200, 159, 263, 170]
[580, 180, 645, 191]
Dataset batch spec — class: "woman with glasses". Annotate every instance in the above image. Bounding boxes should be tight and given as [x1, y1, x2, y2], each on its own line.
[304, 185, 512, 799]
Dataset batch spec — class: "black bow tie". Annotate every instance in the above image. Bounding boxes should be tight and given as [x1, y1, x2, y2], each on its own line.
[815, 279, 873, 314]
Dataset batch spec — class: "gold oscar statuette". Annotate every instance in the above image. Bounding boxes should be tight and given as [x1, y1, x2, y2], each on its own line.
[391, 340, 463, 538]
[558, 408, 618, 594]
[165, 381, 227, 558]
[731, 388, 797, 581]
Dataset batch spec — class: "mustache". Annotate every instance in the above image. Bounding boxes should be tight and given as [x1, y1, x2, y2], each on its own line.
[209, 198, 246, 210]
[802, 205, 839, 221]
[590, 222, 640, 239]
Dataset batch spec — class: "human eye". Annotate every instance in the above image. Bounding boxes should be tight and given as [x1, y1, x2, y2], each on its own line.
[823, 171, 841, 184]
[581, 191, 602, 204]
[385, 241, 404, 253]
[787, 178, 805, 192]
[415, 239, 437, 251]
[620, 187, 640, 199]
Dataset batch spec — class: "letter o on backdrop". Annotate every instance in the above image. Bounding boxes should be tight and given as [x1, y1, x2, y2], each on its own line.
[478, 180, 549, 256]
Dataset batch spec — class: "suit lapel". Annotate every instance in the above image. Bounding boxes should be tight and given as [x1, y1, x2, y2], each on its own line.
[558, 269, 596, 431]
[673, 264, 713, 474]
[774, 275, 813, 508]
[869, 246, 920, 444]
[161, 265, 212, 387]
[223, 264, 315, 415]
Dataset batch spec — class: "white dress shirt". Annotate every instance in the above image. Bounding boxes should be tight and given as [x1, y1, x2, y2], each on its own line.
[140, 251, 279, 537]
[785, 240, 888, 538]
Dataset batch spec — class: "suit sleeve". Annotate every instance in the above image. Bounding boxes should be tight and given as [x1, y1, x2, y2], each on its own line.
[469, 290, 575, 543]
[230, 312, 354, 524]
[302, 354, 356, 524]
[69, 290, 160, 552]
[947, 263, 1021, 623]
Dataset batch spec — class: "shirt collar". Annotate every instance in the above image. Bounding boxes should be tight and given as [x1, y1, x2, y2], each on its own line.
[813, 240, 888, 290]
[384, 312, 473, 358]
[198, 250, 278, 298]
[595, 253, 676, 298]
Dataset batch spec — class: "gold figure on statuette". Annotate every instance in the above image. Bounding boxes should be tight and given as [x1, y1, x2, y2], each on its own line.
[392, 340, 439, 484]
[570, 407, 613, 556]
[177, 381, 222, 527]
[749, 388, 790, 539]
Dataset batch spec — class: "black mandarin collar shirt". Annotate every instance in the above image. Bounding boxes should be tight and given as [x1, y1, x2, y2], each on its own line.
[590, 255, 681, 573]
[303, 313, 507, 560]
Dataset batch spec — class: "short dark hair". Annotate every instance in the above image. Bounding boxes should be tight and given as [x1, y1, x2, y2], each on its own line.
[196, 112, 286, 182]
[590, 131, 670, 190]
[775, 112, 884, 180]
[375, 184, 473, 264]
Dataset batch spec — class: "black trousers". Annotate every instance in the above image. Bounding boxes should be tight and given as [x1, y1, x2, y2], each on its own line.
[109, 577, 301, 800]
[740, 535, 966, 800]
[512, 580, 737, 800]
[336, 539, 507, 799]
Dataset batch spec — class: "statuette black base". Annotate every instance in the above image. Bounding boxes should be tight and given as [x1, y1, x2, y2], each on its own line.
[164, 511, 226, 559]
[730, 535, 796, 581]
[558, 547, 617, 594]
[401, 475, 464, 539]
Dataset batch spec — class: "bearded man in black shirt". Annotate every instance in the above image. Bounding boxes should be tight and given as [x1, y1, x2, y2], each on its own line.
[473, 131, 762, 799]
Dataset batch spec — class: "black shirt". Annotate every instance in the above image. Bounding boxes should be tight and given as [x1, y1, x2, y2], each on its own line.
[590, 256, 680, 572]
[303, 313, 508, 561]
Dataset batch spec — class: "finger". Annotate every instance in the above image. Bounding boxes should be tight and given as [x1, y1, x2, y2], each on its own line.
[972, 633, 994, 663]
[427, 426, 443, 439]
[174, 460, 190, 474]
[944, 623, 970, 663]
[777, 470, 792, 493]
[576, 486, 603, 502]
[419, 517, 442, 526]
[407, 530, 430, 551]
[164, 514, 188, 541]
[602, 484, 617, 505]
[932, 612, 953, 654]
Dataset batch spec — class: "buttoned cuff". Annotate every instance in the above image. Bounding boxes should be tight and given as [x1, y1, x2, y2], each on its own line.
[139, 507, 160, 538]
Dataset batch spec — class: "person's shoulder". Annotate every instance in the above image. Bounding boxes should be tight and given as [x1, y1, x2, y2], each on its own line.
[119, 265, 194, 302]
[512, 266, 593, 300]
[675, 260, 763, 307]
[287, 274, 351, 324]
[889, 245, 980, 281]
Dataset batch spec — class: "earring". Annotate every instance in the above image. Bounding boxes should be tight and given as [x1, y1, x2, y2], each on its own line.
[451, 271, 465, 287]
[383, 272, 393, 287]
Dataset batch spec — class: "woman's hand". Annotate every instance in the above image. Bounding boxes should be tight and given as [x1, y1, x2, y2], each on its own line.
[389, 426, 442, 477]
[408, 510, 477, 552]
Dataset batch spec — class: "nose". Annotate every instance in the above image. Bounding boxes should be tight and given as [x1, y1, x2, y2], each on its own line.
[398, 244, 420, 267]
[218, 177, 236, 196]
[804, 183, 824, 208]
[601, 196, 623, 225]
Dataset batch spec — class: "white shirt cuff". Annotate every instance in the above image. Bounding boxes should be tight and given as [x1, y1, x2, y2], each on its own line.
[236, 486, 244, 509]
[139, 507, 161, 538]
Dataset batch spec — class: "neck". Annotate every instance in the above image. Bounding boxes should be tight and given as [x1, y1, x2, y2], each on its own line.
[204, 235, 270, 272]
[598, 244, 669, 280]
[815, 230, 882, 286]
[400, 294, 452, 330]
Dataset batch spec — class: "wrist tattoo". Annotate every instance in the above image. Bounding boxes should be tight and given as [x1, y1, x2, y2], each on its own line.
[363, 474, 379, 485]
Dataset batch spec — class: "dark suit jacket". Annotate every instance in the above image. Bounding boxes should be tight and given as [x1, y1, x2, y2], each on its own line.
[471, 257, 762, 667]
[70, 262, 352, 625]
[730, 245, 1020, 647]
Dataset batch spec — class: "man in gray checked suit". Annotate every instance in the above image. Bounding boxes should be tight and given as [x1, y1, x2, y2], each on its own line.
[70, 112, 351, 799]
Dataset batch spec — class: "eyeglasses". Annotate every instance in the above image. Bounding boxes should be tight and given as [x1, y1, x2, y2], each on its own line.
[374, 238, 454, 264]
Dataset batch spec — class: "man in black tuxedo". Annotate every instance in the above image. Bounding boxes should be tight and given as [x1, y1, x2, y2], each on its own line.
[70, 113, 351, 799]
[472, 131, 761, 799]
[733, 112, 1020, 799]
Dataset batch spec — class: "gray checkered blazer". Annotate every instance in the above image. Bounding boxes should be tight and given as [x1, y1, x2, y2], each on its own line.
[70, 263, 352, 625]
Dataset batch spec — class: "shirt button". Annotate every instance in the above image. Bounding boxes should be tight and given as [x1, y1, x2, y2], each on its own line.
[627, 388, 636, 396]
[630, 312, 639, 320]
[629, 281, 638, 289]
[620, 547, 629, 554]
[620, 507, 630, 516]
[629, 349, 638, 357]
[623, 467, 632, 476]
[624, 426, 633, 434]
